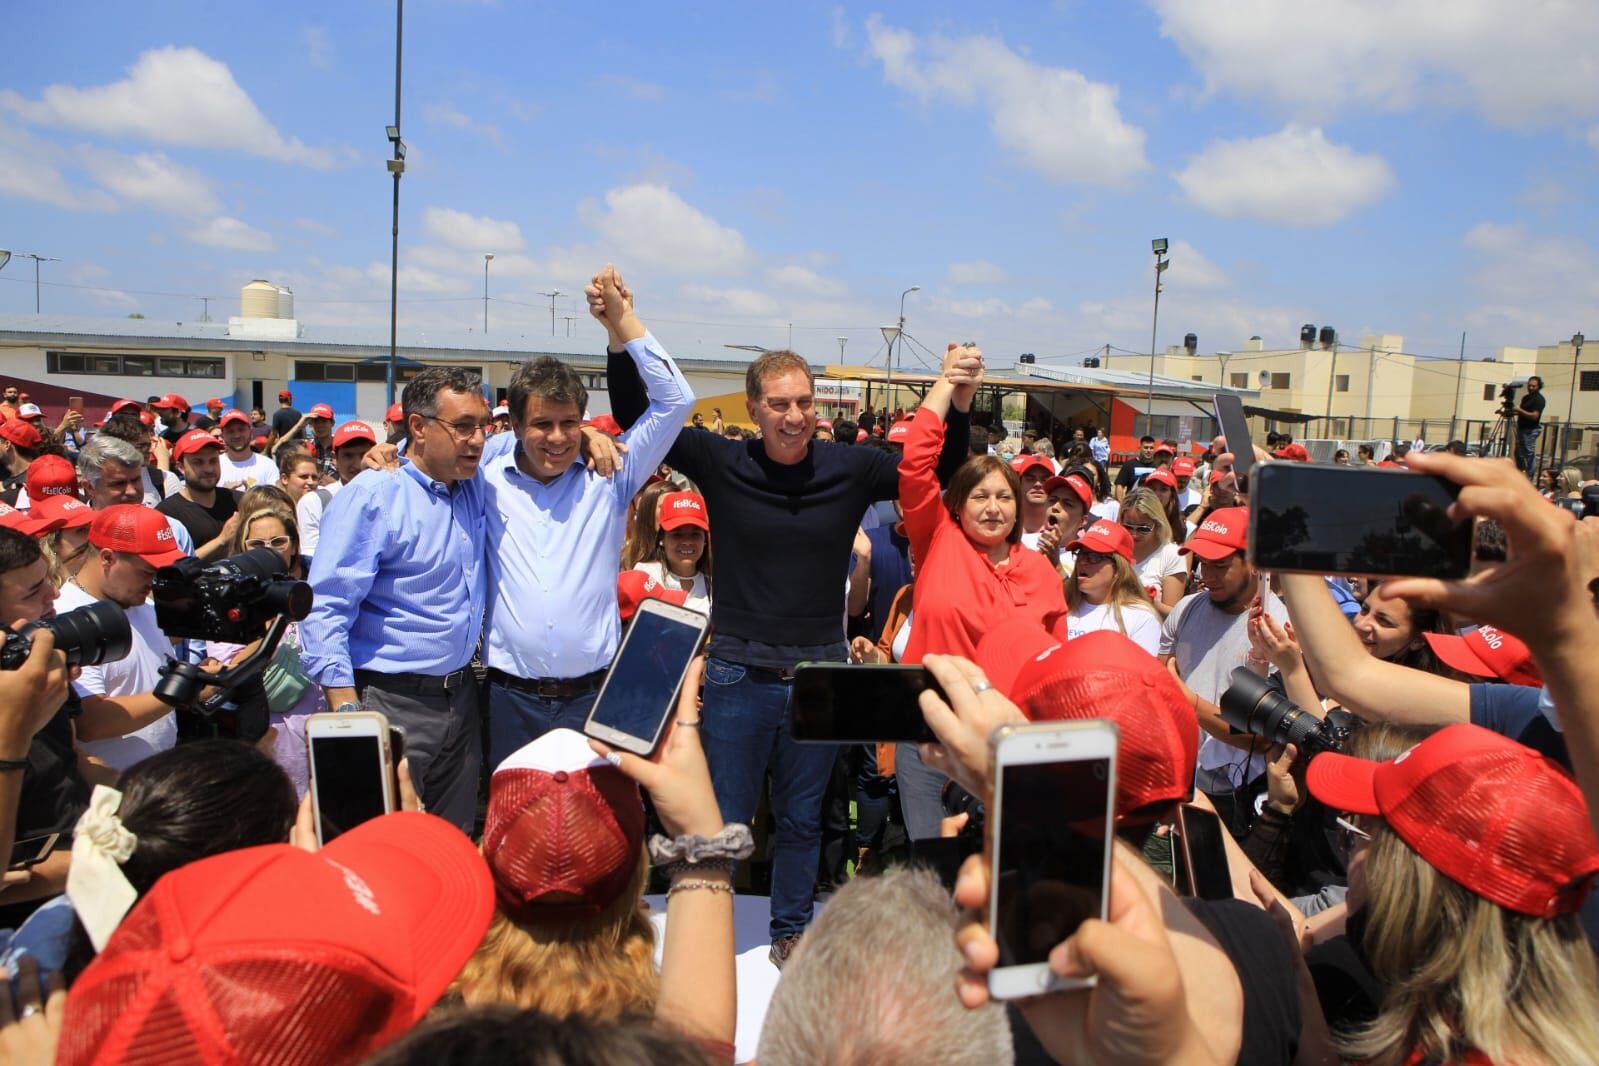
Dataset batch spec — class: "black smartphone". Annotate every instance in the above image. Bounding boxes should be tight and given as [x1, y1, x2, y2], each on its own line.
[8, 832, 59, 871]
[307, 711, 394, 845]
[584, 599, 709, 756]
[1212, 392, 1255, 493]
[1173, 805, 1234, 900]
[790, 663, 944, 744]
[1250, 462, 1471, 579]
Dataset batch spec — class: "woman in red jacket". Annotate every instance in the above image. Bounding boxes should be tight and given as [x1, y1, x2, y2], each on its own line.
[898, 344, 1066, 664]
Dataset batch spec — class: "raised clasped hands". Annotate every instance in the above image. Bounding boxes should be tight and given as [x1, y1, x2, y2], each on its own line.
[585, 264, 644, 346]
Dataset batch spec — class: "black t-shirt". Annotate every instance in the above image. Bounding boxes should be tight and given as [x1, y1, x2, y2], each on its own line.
[1469, 682, 1566, 766]
[271, 407, 302, 439]
[0, 471, 25, 507]
[157, 489, 238, 548]
[1183, 897, 1302, 1066]
[1115, 456, 1155, 491]
[1517, 389, 1545, 430]
[17, 690, 90, 840]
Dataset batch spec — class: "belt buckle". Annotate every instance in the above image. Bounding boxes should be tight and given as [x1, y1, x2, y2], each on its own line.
[533, 678, 562, 698]
[443, 669, 466, 692]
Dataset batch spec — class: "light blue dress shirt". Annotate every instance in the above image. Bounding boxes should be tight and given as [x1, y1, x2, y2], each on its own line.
[299, 459, 486, 687]
[482, 332, 693, 679]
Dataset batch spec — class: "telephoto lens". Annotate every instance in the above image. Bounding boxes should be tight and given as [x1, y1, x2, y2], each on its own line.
[0, 601, 133, 671]
[1218, 667, 1349, 758]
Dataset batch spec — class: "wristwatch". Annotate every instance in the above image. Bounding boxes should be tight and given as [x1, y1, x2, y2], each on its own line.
[333, 701, 361, 714]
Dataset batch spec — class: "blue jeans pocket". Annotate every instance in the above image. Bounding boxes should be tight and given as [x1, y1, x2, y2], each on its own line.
[703, 658, 747, 687]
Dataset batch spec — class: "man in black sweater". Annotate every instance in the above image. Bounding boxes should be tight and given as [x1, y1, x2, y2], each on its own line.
[598, 279, 970, 965]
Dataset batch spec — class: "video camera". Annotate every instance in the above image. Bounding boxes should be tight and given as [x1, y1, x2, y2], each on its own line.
[152, 547, 313, 742]
[0, 601, 131, 672]
[1219, 667, 1354, 759]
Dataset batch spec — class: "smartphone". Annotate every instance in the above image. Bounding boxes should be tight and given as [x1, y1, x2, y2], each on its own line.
[583, 598, 709, 756]
[307, 711, 394, 845]
[1212, 392, 1254, 492]
[8, 832, 59, 871]
[988, 721, 1118, 999]
[1250, 462, 1471, 579]
[67, 396, 84, 414]
[1173, 804, 1234, 901]
[790, 663, 943, 744]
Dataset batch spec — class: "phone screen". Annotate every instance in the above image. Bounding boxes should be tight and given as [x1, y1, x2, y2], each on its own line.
[8, 834, 56, 871]
[1212, 393, 1255, 486]
[1251, 463, 1470, 579]
[790, 665, 941, 743]
[587, 607, 704, 748]
[994, 757, 1111, 968]
[1176, 805, 1233, 900]
[312, 735, 388, 843]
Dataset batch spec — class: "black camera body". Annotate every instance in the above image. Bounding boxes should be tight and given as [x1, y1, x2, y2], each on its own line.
[152, 548, 313, 645]
[0, 601, 132, 672]
[1219, 667, 1353, 758]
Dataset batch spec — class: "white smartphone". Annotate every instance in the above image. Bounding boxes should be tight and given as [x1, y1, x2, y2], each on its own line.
[987, 720, 1119, 1000]
[307, 710, 394, 845]
[583, 598, 709, 756]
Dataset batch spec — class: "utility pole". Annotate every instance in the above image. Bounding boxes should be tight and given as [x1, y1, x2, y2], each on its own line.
[562, 315, 578, 337]
[1146, 240, 1170, 431]
[538, 290, 564, 336]
[1323, 332, 1338, 423]
[384, 0, 406, 406]
[198, 297, 212, 322]
[1450, 331, 1466, 443]
[483, 253, 493, 334]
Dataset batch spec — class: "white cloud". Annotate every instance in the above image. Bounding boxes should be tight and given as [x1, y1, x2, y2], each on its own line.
[1174, 124, 1395, 226]
[680, 284, 782, 318]
[302, 26, 333, 69]
[1166, 240, 1229, 290]
[767, 264, 845, 298]
[292, 217, 339, 238]
[365, 261, 472, 295]
[863, 16, 1148, 186]
[78, 149, 220, 217]
[946, 260, 1008, 285]
[188, 216, 275, 252]
[422, 102, 504, 148]
[1462, 221, 1599, 342]
[1154, 0, 1599, 128]
[0, 120, 116, 211]
[0, 46, 339, 167]
[583, 184, 749, 275]
[594, 75, 665, 102]
[421, 207, 525, 252]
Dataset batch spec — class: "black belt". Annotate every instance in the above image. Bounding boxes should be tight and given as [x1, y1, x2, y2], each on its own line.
[354, 667, 471, 696]
[486, 667, 606, 699]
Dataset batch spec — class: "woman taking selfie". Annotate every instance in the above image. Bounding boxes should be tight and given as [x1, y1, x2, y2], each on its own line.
[1119, 487, 1187, 618]
[897, 344, 1066, 663]
[1062, 519, 1162, 654]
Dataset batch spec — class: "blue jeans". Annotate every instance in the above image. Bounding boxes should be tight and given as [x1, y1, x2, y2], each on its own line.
[487, 679, 598, 771]
[700, 656, 837, 941]
[894, 742, 950, 842]
[1516, 426, 1540, 474]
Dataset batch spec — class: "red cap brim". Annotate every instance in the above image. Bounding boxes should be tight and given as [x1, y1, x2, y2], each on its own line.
[1178, 538, 1241, 561]
[1305, 751, 1382, 815]
[1422, 632, 1496, 678]
[137, 547, 189, 568]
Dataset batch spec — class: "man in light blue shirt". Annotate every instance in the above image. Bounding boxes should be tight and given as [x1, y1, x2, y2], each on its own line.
[299, 366, 489, 831]
[480, 268, 693, 764]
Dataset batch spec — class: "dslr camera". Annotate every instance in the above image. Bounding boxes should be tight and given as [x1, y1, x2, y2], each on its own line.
[0, 601, 131, 671]
[1219, 667, 1354, 758]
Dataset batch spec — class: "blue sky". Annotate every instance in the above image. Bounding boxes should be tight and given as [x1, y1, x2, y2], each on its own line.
[4, 1, 1597, 366]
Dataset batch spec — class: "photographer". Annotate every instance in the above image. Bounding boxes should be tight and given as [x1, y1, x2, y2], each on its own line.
[1513, 376, 1544, 475]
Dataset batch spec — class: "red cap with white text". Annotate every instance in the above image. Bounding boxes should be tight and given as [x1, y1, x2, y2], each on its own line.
[88, 505, 187, 567]
[308, 403, 335, 420]
[218, 408, 251, 428]
[616, 569, 690, 622]
[1067, 518, 1135, 563]
[171, 429, 223, 462]
[1010, 453, 1054, 480]
[658, 491, 708, 532]
[1423, 626, 1542, 687]
[1180, 506, 1249, 561]
[333, 420, 377, 449]
[886, 420, 911, 443]
[24, 454, 77, 500]
[1044, 472, 1094, 511]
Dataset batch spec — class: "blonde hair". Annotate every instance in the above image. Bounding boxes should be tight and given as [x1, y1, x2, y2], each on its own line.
[1559, 467, 1583, 495]
[450, 848, 657, 1021]
[40, 530, 90, 589]
[1341, 822, 1599, 1065]
[1120, 488, 1172, 547]
[621, 481, 674, 570]
[1065, 552, 1155, 637]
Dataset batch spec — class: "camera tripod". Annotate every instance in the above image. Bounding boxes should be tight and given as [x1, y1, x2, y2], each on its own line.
[1479, 411, 1514, 459]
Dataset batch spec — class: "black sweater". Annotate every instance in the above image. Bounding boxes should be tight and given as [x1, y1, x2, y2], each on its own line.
[607, 351, 968, 649]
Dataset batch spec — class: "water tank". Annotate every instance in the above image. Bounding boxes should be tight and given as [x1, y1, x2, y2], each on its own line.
[1300, 324, 1316, 348]
[1019, 353, 1036, 364]
[1183, 332, 1198, 353]
[1319, 326, 1336, 349]
[242, 280, 281, 319]
[276, 285, 295, 320]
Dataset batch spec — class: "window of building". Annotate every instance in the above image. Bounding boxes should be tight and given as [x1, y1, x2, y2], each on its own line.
[1581, 370, 1599, 392]
[1335, 374, 1350, 392]
[47, 351, 225, 379]
[1268, 372, 1291, 390]
[1229, 372, 1248, 389]
[1483, 384, 1496, 401]
[1192, 375, 1204, 382]
[293, 360, 483, 384]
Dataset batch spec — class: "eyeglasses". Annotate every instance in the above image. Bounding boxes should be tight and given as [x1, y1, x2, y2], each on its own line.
[1122, 523, 1155, 536]
[1335, 815, 1372, 856]
[244, 536, 293, 551]
[1076, 549, 1114, 565]
[420, 416, 490, 441]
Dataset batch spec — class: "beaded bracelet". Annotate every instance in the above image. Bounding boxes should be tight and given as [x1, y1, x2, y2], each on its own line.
[666, 878, 735, 901]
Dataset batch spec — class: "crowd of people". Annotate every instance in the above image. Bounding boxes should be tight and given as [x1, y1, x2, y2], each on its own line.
[0, 264, 1594, 1064]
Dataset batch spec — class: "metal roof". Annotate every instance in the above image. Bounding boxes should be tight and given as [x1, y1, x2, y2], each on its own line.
[1011, 360, 1260, 399]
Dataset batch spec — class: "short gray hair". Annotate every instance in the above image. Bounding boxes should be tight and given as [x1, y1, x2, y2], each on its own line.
[757, 867, 1013, 1065]
[78, 435, 144, 485]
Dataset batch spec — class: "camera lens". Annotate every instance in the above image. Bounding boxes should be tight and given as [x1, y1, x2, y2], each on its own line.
[20, 601, 133, 668]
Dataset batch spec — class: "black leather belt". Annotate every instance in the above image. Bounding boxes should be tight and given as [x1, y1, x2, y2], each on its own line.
[355, 667, 471, 696]
[486, 667, 606, 699]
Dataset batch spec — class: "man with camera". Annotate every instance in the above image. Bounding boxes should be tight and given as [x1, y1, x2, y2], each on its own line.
[1514, 376, 1545, 475]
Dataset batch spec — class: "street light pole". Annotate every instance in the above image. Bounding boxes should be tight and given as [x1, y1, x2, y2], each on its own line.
[1146, 239, 1170, 433]
[483, 254, 493, 334]
[538, 290, 565, 337]
[384, 0, 405, 407]
[885, 285, 920, 415]
[1567, 332, 1586, 464]
[0, 252, 61, 314]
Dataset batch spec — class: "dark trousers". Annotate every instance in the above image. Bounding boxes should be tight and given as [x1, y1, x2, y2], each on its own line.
[355, 670, 481, 834]
[486, 679, 598, 770]
[1516, 426, 1540, 474]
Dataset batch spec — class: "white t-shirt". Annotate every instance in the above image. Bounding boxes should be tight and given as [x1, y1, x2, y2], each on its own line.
[1089, 499, 1120, 523]
[219, 451, 279, 492]
[1134, 542, 1187, 604]
[1066, 600, 1163, 655]
[57, 581, 178, 771]
[633, 560, 711, 616]
[1177, 486, 1203, 513]
[296, 481, 343, 558]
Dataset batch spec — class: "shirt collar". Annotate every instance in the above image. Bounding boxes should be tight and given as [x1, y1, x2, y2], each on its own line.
[401, 458, 454, 497]
[505, 444, 584, 488]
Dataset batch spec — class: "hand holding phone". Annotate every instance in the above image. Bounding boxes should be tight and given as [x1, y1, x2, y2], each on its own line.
[307, 711, 394, 845]
[790, 663, 943, 744]
[584, 599, 709, 756]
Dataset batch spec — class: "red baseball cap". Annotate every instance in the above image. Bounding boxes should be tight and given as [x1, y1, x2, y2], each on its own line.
[1153, 442, 1175, 456]
[481, 729, 646, 922]
[816, 419, 833, 431]
[1044, 472, 1094, 511]
[88, 504, 187, 567]
[1272, 443, 1311, 462]
[157, 393, 190, 413]
[975, 622, 1197, 819]
[1308, 724, 1599, 917]
[278, 389, 293, 402]
[30, 494, 94, 532]
[1180, 506, 1249, 561]
[1208, 468, 1231, 485]
[204, 397, 224, 409]
[171, 428, 224, 462]
[1423, 626, 1542, 687]
[855, 428, 868, 442]
[385, 402, 403, 424]
[218, 408, 251, 428]
[658, 491, 708, 532]
[308, 403, 335, 421]
[616, 569, 690, 622]
[0, 420, 42, 450]
[1068, 518, 1135, 563]
[1172, 456, 1196, 477]
[1377, 459, 1402, 468]
[333, 420, 378, 449]
[16, 403, 43, 422]
[58, 812, 494, 1066]
[886, 420, 912, 444]
[25, 454, 79, 501]
[109, 398, 142, 416]
[1011, 453, 1054, 481]
[1144, 468, 1178, 491]
[0, 502, 51, 537]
